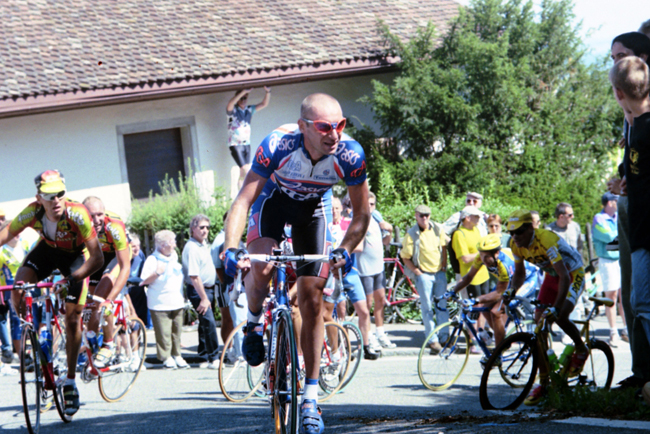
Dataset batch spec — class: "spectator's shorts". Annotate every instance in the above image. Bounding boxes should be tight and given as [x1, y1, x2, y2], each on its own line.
[323, 272, 366, 305]
[598, 258, 620, 293]
[215, 282, 228, 309]
[360, 272, 386, 296]
[537, 267, 585, 309]
[23, 240, 89, 305]
[230, 145, 251, 167]
[247, 187, 332, 278]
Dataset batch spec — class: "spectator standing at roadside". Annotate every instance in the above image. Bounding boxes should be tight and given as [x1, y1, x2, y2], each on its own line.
[593, 192, 627, 347]
[358, 192, 396, 349]
[487, 214, 510, 250]
[140, 230, 187, 369]
[547, 203, 584, 255]
[530, 211, 541, 229]
[401, 205, 449, 354]
[443, 192, 488, 237]
[127, 234, 152, 330]
[226, 87, 271, 187]
[182, 214, 219, 369]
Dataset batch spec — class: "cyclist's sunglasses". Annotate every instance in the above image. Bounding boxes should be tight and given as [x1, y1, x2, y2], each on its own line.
[300, 118, 346, 134]
[39, 190, 66, 201]
[508, 226, 527, 236]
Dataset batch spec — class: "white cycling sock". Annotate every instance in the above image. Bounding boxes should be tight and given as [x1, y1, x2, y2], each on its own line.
[247, 309, 263, 324]
[64, 377, 76, 386]
[303, 379, 319, 401]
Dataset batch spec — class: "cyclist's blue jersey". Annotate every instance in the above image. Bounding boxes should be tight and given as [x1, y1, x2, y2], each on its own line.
[250, 124, 367, 201]
[487, 250, 538, 283]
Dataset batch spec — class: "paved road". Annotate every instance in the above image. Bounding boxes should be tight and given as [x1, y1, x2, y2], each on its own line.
[0, 315, 644, 434]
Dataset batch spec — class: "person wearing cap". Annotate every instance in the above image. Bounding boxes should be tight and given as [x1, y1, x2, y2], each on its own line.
[506, 209, 587, 405]
[442, 192, 488, 237]
[451, 233, 539, 349]
[401, 204, 450, 354]
[593, 192, 627, 346]
[0, 170, 103, 416]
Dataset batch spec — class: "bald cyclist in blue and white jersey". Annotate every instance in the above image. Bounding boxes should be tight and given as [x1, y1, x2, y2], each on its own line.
[223, 93, 370, 434]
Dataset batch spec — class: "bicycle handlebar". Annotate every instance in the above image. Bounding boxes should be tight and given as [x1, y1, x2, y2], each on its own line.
[247, 254, 330, 263]
[0, 281, 54, 292]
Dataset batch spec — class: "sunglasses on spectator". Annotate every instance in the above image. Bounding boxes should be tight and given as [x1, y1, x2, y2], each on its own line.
[564, 213, 574, 218]
[417, 214, 430, 218]
[509, 226, 527, 236]
[300, 118, 346, 134]
[466, 198, 479, 204]
[39, 191, 66, 201]
[369, 202, 376, 206]
[198, 225, 210, 230]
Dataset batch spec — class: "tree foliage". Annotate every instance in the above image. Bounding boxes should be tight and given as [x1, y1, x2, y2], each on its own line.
[358, 0, 620, 223]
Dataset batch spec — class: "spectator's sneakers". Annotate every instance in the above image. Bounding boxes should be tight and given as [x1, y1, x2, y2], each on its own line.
[94, 346, 114, 369]
[129, 355, 145, 371]
[363, 345, 380, 360]
[163, 357, 178, 370]
[614, 375, 647, 390]
[0, 362, 17, 376]
[643, 382, 650, 406]
[173, 356, 189, 369]
[368, 335, 382, 353]
[63, 384, 80, 415]
[199, 359, 219, 370]
[242, 322, 265, 367]
[1, 348, 13, 364]
[376, 333, 396, 349]
[620, 330, 630, 343]
[429, 342, 442, 355]
[524, 384, 546, 406]
[223, 348, 238, 366]
[299, 399, 324, 434]
[609, 331, 621, 348]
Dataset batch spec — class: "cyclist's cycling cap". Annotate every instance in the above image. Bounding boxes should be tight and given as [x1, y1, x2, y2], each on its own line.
[460, 205, 481, 219]
[34, 170, 66, 194]
[415, 204, 431, 215]
[507, 210, 533, 231]
[477, 234, 501, 251]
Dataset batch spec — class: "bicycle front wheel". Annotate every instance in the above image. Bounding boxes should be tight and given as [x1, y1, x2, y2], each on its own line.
[418, 322, 470, 391]
[571, 339, 614, 390]
[391, 276, 421, 324]
[51, 320, 72, 423]
[318, 321, 351, 401]
[219, 321, 266, 402]
[479, 332, 538, 410]
[98, 317, 147, 402]
[20, 326, 41, 434]
[273, 310, 298, 434]
[337, 322, 363, 392]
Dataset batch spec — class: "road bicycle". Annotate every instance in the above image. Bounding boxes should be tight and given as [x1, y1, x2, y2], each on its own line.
[1, 281, 70, 434]
[382, 238, 421, 324]
[479, 296, 615, 410]
[78, 290, 146, 402]
[226, 251, 350, 433]
[417, 292, 535, 391]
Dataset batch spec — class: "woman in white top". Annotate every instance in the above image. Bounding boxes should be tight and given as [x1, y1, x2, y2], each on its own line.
[140, 230, 188, 369]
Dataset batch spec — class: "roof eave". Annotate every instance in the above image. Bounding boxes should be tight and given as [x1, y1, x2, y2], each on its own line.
[0, 57, 397, 119]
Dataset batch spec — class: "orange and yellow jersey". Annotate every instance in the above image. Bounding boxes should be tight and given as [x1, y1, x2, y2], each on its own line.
[97, 211, 129, 253]
[9, 200, 96, 254]
[510, 228, 582, 276]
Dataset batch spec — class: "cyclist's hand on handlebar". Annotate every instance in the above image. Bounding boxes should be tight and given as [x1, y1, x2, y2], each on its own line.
[54, 277, 74, 298]
[542, 307, 558, 322]
[329, 248, 352, 276]
[502, 288, 514, 300]
[224, 248, 249, 278]
[443, 290, 457, 301]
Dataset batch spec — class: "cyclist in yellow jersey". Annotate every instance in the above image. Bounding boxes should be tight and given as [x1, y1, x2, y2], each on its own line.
[82, 196, 132, 369]
[0, 170, 103, 415]
[506, 210, 587, 405]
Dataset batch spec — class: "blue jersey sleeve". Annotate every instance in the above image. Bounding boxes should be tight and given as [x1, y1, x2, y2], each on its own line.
[335, 139, 367, 186]
[251, 125, 300, 179]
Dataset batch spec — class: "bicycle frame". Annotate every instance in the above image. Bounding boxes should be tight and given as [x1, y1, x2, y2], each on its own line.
[383, 256, 418, 308]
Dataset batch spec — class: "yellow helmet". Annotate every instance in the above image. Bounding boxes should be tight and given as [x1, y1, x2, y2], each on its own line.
[477, 234, 502, 252]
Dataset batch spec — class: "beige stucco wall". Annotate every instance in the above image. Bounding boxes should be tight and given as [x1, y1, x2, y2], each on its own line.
[0, 72, 393, 223]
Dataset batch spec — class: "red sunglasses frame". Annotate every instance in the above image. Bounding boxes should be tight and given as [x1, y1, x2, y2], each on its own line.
[300, 118, 346, 134]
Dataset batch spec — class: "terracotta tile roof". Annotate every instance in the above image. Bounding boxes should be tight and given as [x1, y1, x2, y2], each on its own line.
[0, 0, 460, 101]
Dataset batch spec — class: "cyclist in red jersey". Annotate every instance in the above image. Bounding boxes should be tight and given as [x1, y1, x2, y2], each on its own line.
[0, 171, 103, 415]
[82, 196, 132, 369]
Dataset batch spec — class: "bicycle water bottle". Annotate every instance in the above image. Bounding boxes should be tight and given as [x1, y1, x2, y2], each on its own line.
[87, 331, 99, 354]
[39, 329, 52, 363]
[547, 349, 560, 371]
[558, 344, 575, 367]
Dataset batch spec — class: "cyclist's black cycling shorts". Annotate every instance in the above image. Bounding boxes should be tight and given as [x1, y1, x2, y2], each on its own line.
[247, 188, 333, 278]
[23, 240, 89, 305]
[89, 252, 117, 286]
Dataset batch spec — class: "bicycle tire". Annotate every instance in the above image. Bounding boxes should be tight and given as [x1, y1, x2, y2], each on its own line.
[418, 322, 470, 391]
[51, 320, 72, 423]
[571, 339, 614, 390]
[337, 322, 363, 392]
[479, 332, 538, 410]
[318, 321, 351, 401]
[219, 321, 265, 402]
[391, 276, 421, 324]
[98, 317, 147, 402]
[273, 310, 298, 434]
[20, 326, 41, 434]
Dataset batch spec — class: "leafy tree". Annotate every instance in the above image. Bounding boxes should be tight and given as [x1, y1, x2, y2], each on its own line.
[358, 0, 620, 224]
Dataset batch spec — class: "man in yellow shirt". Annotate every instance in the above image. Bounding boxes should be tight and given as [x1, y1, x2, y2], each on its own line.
[401, 205, 449, 354]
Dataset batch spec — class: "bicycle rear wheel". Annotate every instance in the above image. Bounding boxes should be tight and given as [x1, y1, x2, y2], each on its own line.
[418, 322, 470, 391]
[50, 320, 72, 423]
[273, 310, 298, 434]
[479, 332, 538, 410]
[571, 339, 614, 390]
[337, 322, 362, 392]
[219, 321, 266, 402]
[390, 277, 421, 324]
[318, 321, 351, 401]
[20, 326, 41, 434]
[98, 317, 147, 402]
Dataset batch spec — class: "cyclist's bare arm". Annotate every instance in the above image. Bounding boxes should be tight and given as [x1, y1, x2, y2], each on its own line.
[224, 170, 268, 251]
[551, 259, 571, 311]
[453, 266, 478, 292]
[70, 236, 104, 283]
[509, 261, 526, 295]
[0, 224, 16, 247]
[105, 248, 131, 302]
[337, 182, 370, 259]
[478, 280, 508, 304]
